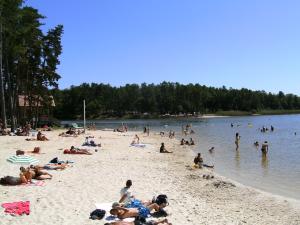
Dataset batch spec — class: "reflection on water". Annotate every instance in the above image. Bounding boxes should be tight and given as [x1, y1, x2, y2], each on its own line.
[235, 150, 241, 169]
[62, 115, 300, 199]
[261, 155, 269, 176]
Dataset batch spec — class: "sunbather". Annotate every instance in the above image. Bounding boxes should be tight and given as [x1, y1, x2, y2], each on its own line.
[110, 203, 160, 219]
[31, 164, 66, 170]
[30, 166, 52, 180]
[37, 131, 49, 141]
[64, 146, 92, 155]
[160, 143, 173, 153]
[104, 218, 172, 225]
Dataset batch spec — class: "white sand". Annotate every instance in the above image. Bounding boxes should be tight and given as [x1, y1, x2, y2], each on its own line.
[0, 130, 300, 225]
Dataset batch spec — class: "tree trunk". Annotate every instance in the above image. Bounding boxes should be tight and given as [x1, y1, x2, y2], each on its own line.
[0, 10, 7, 129]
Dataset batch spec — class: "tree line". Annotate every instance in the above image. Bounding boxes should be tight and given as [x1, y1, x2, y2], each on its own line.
[0, 0, 63, 129]
[52, 82, 300, 119]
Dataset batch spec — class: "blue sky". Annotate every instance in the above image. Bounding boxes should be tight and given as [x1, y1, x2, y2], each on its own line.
[26, 0, 300, 94]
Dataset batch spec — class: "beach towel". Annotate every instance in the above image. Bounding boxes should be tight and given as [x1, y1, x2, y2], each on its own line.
[130, 143, 146, 148]
[95, 203, 135, 222]
[22, 180, 45, 187]
[1, 201, 30, 216]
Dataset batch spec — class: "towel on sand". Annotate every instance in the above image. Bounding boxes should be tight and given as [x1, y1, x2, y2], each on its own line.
[130, 144, 146, 148]
[1, 201, 30, 216]
[95, 203, 135, 222]
[22, 180, 45, 187]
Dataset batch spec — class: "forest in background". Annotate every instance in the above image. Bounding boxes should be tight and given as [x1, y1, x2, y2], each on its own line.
[52, 82, 300, 119]
[0, 0, 63, 129]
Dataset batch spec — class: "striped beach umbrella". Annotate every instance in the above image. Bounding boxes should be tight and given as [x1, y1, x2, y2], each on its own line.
[7, 155, 39, 165]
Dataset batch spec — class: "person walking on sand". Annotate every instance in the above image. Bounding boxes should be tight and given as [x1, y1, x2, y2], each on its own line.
[235, 132, 240, 150]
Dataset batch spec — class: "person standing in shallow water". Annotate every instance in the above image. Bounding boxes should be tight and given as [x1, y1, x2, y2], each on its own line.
[235, 133, 241, 150]
[261, 141, 269, 155]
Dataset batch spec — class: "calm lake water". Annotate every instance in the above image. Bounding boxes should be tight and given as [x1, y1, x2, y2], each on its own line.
[62, 115, 300, 200]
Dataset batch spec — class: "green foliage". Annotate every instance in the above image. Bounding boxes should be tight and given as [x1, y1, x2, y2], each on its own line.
[52, 82, 300, 119]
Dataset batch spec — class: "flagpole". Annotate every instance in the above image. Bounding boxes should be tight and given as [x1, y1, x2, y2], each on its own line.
[83, 99, 86, 133]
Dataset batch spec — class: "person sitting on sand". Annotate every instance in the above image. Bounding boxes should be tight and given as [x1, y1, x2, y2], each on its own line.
[180, 138, 185, 145]
[160, 143, 173, 153]
[194, 153, 203, 168]
[110, 203, 160, 219]
[261, 141, 269, 155]
[194, 153, 214, 169]
[131, 134, 140, 145]
[160, 132, 165, 137]
[20, 167, 32, 183]
[119, 180, 135, 205]
[37, 131, 49, 141]
[190, 138, 195, 145]
[104, 218, 172, 225]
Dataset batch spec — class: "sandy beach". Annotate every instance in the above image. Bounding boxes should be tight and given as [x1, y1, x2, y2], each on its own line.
[0, 130, 300, 225]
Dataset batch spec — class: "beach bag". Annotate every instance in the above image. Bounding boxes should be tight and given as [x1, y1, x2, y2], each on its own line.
[89, 209, 106, 220]
[16, 150, 25, 156]
[155, 194, 168, 205]
[49, 157, 58, 163]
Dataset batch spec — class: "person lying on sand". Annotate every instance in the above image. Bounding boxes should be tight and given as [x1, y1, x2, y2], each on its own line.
[59, 132, 78, 137]
[110, 203, 160, 219]
[31, 164, 67, 171]
[64, 146, 92, 155]
[0, 167, 33, 185]
[104, 218, 172, 225]
[37, 131, 49, 141]
[160, 143, 173, 153]
[29, 166, 52, 180]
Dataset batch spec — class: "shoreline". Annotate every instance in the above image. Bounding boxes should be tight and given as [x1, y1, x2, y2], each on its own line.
[0, 130, 299, 224]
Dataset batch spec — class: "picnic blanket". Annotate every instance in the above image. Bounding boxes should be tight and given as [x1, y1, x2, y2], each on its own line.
[1, 201, 30, 216]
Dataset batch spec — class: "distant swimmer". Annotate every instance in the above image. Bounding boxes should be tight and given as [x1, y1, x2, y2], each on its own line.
[254, 141, 259, 148]
[271, 125, 274, 132]
[208, 147, 215, 153]
[231, 123, 234, 128]
[295, 132, 297, 136]
[261, 141, 269, 155]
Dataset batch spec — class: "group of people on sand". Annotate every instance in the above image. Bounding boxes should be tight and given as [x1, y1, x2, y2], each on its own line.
[26, 131, 49, 141]
[114, 124, 128, 133]
[180, 138, 195, 146]
[103, 180, 172, 225]
[0, 165, 54, 186]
